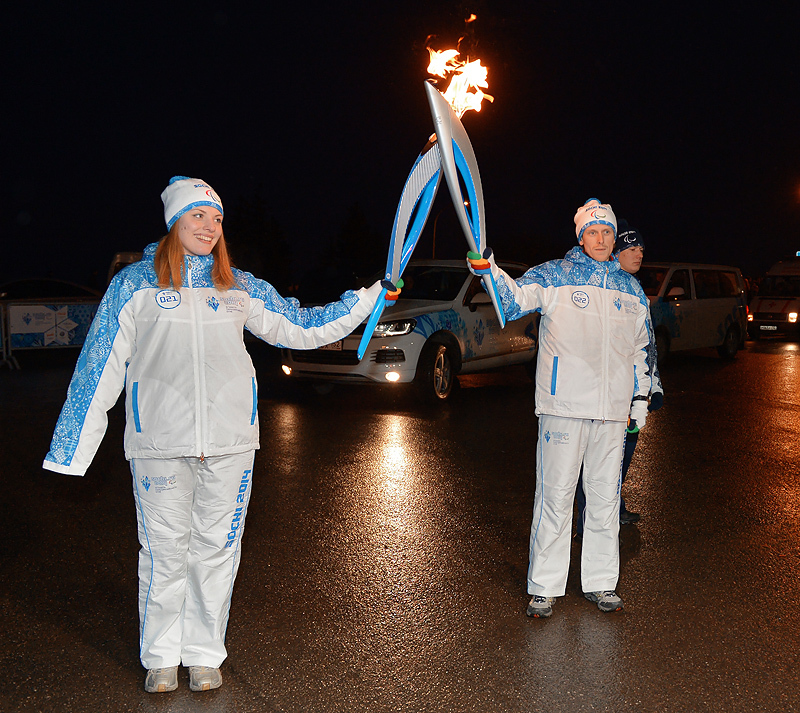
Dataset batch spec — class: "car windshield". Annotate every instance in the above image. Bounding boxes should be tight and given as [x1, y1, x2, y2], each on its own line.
[395, 265, 467, 301]
[759, 275, 800, 298]
[637, 266, 668, 297]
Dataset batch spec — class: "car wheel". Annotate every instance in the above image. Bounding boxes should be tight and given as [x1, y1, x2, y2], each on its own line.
[717, 324, 740, 359]
[655, 328, 670, 366]
[415, 337, 456, 401]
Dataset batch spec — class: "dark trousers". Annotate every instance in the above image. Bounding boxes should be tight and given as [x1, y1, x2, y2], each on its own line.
[575, 430, 638, 536]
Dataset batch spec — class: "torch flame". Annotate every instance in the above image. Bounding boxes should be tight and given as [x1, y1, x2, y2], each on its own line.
[426, 47, 493, 118]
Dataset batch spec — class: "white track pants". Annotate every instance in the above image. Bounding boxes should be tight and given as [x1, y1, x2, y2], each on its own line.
[131, 452, 255, 669]
[527, 415, 626, 597]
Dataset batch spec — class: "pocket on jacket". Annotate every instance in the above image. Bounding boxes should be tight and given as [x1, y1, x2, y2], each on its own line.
[550, 355, 559, 395]
[250, 377, 257, 425]
[131, 381, 142, 433]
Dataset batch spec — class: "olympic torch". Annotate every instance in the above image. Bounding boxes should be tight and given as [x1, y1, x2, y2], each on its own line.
[356, 140, 443, 360]
[357, 36, 502, 360]
[424, 80, 505, 327]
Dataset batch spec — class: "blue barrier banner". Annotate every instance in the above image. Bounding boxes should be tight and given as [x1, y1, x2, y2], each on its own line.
[7, 302, 99, 349]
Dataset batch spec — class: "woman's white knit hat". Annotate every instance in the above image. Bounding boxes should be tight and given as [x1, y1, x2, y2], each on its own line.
[161, 176, 223, 230]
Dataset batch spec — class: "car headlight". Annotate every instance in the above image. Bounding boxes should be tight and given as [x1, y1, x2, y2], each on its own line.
[790, 312, 798, 323]
[373, 319, 416, 337]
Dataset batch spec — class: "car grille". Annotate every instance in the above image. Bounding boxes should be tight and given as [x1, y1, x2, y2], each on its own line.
[290, 349, 361, 365]
[289, 347, 406, 365]
[753, 312, 788, 322]
[374, 349, 405, 364]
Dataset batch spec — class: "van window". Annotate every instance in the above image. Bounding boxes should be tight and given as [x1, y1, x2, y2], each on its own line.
[718, 271, 741, 298]
[664, 269, 691, 301]
[637, 266, 668, 297]
[693, 269, 740, 299]
[693, 270, 722, 299]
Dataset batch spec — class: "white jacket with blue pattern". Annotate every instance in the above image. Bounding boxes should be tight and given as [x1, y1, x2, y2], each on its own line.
[491, 246, 652, 422]
[44, 242, 381, 475]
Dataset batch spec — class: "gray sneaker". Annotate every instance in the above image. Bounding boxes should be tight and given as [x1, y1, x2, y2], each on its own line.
[189, 666, 223, 692]
[144, 666, 178, 693]
[584, 590, 624, 612]
[526, 595, 555, 618]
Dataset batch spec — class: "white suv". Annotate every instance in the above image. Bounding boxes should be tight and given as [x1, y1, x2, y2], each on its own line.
[280, 260, 539, 400]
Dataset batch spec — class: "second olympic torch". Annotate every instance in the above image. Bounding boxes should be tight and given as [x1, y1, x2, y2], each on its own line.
[357, 38, 504, 360]
[423, 80, 506, 327]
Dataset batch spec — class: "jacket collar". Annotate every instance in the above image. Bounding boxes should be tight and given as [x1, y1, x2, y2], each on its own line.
[142, 241, 215, 279]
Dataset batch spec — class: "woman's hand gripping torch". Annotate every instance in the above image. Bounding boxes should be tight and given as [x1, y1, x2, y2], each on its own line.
[356, 139, 443, 361]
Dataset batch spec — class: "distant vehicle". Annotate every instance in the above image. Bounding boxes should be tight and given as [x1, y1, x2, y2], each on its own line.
[0, 278, 102, 301]
[748, 257, 800, 339]
[637, 262, 747, 360]
[280, 259, 539, 401]
[107, 251, 143, 284]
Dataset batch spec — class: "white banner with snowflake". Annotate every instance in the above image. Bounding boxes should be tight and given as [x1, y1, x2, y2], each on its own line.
[8, 302, 99, 348]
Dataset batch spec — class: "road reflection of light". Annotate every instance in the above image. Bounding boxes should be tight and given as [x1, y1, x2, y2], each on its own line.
[270, 402, 301, 449]
[324, 412, 437, 630]
[380, 418, 410, 497]
[372, 416, 423, 538]
[264, 402, 306, 481]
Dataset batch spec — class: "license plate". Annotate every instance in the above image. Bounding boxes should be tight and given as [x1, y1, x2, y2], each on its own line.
[319, 340, 343, 351]
[760, 325, 778, 331]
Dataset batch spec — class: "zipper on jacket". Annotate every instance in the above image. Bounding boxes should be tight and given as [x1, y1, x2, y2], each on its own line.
[186, 257, 206, 458]
[601, 266, 610, 421]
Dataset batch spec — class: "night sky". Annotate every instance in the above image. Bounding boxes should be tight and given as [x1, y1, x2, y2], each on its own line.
[6, 0, 799, 292]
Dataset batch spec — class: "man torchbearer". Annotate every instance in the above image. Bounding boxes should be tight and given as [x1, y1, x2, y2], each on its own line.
[468, 198, 652, 617]
[575, 220, 664, 536]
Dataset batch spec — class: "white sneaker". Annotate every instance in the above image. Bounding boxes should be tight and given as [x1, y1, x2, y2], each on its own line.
[144, 666, 178, 693]
[189, 665, 223, 692]
[526, 595, 555, 618]
[584, 590, 624, 612]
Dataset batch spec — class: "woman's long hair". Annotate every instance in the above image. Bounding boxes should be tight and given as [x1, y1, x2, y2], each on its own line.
[154, 223, 236, 291]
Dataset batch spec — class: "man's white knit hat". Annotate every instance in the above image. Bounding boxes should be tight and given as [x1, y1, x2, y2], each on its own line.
[161, 176, 223, 230]
[574, 198, 617, 241]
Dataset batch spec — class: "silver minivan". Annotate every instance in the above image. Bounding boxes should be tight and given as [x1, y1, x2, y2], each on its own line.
[637, 262, 748, 360]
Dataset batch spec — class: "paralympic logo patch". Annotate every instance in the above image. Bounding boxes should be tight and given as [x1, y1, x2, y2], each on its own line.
[155, 290, 181, 309]
[572, 291, 589, 309]
[141, 474, 176, 493]
[206, 296, 219, 312]
[545, 430, 569, 445]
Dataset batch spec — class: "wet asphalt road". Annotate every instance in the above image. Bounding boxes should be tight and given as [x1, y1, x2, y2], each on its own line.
[1, 340, 798, 713]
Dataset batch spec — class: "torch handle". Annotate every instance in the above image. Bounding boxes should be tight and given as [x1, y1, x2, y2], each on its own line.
[357, 287, 389, 361]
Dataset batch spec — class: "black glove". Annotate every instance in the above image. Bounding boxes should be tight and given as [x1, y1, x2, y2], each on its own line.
[380, 278, 403, 303]
[648, 392, 664, 412]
